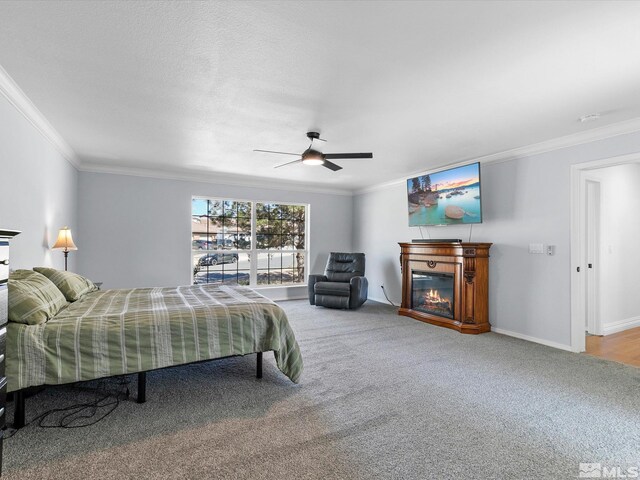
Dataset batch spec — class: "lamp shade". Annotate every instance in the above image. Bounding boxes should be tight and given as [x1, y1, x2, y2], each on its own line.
[52, 227, 78, 251]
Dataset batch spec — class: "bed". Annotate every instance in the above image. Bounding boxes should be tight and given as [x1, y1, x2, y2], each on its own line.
[7, 282, 303, 428]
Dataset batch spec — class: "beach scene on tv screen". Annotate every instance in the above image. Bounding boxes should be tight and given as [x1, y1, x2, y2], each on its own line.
[407, 163, 482, 226]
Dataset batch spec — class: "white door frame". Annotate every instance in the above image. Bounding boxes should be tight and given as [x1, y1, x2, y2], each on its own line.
[584, 178, 601, 335]
[570, 152, 640, 352]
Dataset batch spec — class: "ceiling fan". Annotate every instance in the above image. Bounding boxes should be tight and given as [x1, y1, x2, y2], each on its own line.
[253, 131, 373, 171]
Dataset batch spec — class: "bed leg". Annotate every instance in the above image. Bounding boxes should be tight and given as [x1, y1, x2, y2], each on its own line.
[14, 390, 25, 429]
[256, 352, 263, 379]
[137, 372, 146, 404]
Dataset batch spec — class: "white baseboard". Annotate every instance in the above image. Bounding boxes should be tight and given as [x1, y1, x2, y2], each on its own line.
[492, 327, 574, 352]
[603, 315, 640, 336]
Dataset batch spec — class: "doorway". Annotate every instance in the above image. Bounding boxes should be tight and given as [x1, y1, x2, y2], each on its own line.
[570, 153, 640, 355]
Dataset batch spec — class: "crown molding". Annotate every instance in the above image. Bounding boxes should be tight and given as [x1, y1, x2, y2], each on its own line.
[4, 53, 640, 195]
[79, 162, 354, 196]
[354, 117, 640, 195]
[0, 64, 80, 169]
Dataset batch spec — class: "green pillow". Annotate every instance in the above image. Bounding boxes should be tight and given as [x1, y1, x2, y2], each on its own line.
[33, 267, 98, 302]
[8, 270, 69, 325]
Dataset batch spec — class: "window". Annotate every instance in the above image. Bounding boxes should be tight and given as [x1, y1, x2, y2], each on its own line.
[192, 198, 308, 286]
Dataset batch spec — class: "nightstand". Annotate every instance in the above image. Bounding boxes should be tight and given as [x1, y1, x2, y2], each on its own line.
[0, 229, 20, 475]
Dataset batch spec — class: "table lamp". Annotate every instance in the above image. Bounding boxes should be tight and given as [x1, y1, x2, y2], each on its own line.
[52, 226, 77, 271]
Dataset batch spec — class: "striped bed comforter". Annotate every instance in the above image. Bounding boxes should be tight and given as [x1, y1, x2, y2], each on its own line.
[6, 284, 303, 392]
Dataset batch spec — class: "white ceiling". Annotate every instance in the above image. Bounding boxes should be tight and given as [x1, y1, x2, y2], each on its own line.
[2, 1, 640, 191]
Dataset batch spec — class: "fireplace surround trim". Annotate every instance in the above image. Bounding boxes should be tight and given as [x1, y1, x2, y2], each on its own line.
[399, 242, 492, 334]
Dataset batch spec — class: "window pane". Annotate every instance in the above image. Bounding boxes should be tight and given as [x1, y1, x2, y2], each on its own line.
[232, 233, 251, 250]
[207, 200, 223, 217]
[278, 204, 292, 218]
[256, 218, 272, 240]
[257, 252, 277, 285]
[193, 252, 249, 285]
[192, 198, 208, 216]
[256, 203, 269, 219]
[270, 219, 282, 235]
[281, 229, 295, 249]
[192, 237, 214, 251]
[222, 216, 237, 230]
[282, 269, 295, 284]
[293, 252, 305, 283]
[257, 234, 280, 250]
[258, 270, 280, 285]
[291, 205, 304, 217]
[237, 216, 251, 232]
[222, 200, 237, 216]
[236, 201, 251, 218]
[272, 252, 284, 268]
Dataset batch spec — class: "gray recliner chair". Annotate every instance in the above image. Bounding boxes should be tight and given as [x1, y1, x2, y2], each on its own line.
[308, 252, 368, 309]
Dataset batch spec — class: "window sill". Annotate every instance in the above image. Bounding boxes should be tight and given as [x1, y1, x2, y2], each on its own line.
[253, 284, 307, 301]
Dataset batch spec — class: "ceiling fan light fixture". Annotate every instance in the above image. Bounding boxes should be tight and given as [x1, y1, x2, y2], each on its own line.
[255, 131, 373, 172]
[302, 149, 325, 166]
[302, 158, 325, 166]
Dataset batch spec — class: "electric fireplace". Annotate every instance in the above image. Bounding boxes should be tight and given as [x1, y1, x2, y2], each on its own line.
[399, 242, 492, 334]
[411, 271, 455, 319]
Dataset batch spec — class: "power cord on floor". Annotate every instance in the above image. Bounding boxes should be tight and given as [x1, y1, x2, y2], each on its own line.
[381, 285, 397, 307]
[3, 376, 131, 439]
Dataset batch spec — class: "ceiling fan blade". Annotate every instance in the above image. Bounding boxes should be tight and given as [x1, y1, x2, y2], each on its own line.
[274, 159, 303, 169]
[254, 149, 300, 156]
[323, 160, 343, 171]
[324, 152, 373, 159]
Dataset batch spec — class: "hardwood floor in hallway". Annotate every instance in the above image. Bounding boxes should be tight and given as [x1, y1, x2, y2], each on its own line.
[585, 326, 640, 367]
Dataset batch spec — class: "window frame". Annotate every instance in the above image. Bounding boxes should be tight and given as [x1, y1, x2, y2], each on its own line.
[191, 196, 309, 288]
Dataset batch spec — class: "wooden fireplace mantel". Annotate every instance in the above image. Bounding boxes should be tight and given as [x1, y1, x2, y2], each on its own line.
[398, 242, 492, 334]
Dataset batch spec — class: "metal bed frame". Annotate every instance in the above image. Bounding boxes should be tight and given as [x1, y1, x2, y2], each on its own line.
[12, 351, 263, 429]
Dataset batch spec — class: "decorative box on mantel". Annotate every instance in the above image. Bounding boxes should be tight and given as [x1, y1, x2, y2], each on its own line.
[398, 242, 492, 334]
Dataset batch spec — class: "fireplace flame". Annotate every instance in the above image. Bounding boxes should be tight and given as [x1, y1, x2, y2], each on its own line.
[426, 289, 445, 303]
[423, 289, 452, 315]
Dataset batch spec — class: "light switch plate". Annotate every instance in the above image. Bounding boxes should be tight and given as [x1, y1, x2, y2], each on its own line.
[529, 243, 544, 254]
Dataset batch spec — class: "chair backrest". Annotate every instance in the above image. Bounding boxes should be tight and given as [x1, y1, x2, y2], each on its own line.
[324, 252, 365, 282]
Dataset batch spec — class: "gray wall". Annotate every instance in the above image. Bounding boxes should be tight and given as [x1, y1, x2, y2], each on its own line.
[77, 172, 353, 294]
[353, 131, 640, 349]
[0, 94, 78, 270]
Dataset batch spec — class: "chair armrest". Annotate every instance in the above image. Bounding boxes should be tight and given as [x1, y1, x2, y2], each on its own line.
[349, 276, 368, 309]
[307, 274, 328, 305]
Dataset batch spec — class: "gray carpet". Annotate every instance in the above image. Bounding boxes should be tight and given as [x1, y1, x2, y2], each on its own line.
[3, 300, 640, 479]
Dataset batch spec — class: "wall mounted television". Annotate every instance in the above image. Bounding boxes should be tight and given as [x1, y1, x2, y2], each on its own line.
[407, 162, 482, 226]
